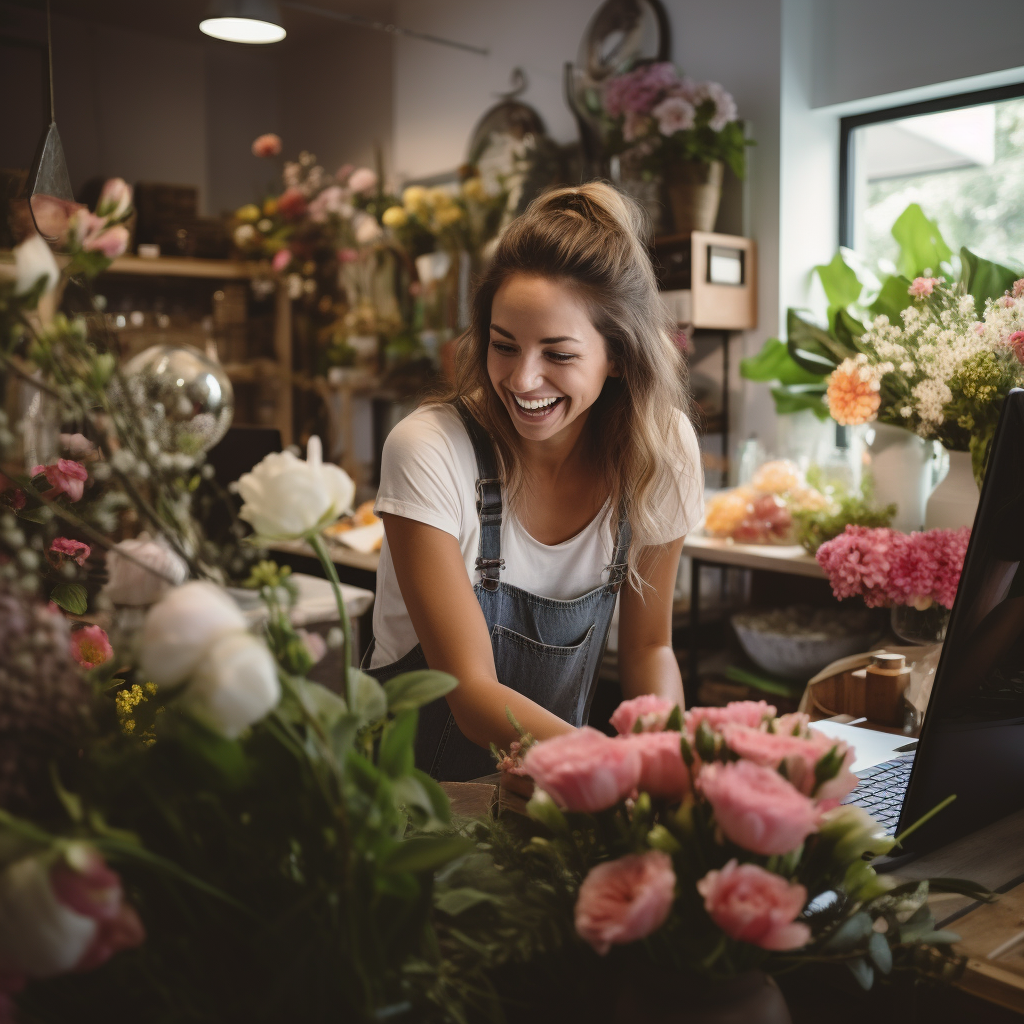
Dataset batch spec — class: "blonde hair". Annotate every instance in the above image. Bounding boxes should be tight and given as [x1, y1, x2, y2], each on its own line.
[438, 182, 693, 590]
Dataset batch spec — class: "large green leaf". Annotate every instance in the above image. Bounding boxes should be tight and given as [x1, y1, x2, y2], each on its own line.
[350, 669, 387, 726]
[739, 337, 825, 386]
[786, 309, 856, 372]
[50, 583, 87, 615]
[384, 670, 459, 713]
[380, 835, 473, 874]
[830, 307, 867, 350]
[770, 386, 830, 420]
[379, 709, 418, 779]
[891, 203, 952, 279]
[815, 251, 862, 310]
[960, 246, 1021, 307]
[868, 274, 914, 322]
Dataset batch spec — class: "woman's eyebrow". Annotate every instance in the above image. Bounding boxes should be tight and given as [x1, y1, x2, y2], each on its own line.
[489, 323, 580, 344]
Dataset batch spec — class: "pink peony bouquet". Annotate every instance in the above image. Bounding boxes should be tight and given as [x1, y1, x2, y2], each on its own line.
[599, 62, 751, 179]
[816, 525, 970, 610]
[474, 695, 981, 991]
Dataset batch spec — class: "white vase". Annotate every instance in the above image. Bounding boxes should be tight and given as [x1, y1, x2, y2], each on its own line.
[864, 423, 935, 532]
[925, 447, 979, 529]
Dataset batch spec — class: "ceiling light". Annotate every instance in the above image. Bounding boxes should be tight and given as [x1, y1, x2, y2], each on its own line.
[200, 0, 286, 44]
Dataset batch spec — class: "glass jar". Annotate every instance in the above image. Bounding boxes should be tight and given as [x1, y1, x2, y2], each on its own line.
[891, 603, 950, 645]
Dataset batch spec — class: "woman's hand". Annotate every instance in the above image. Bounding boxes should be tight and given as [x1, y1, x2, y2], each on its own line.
[617, 537, 686, 710]
[381, 513, 574, 751]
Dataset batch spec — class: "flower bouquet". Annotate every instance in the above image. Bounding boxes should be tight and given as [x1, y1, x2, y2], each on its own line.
[439, 697, 985, 1019]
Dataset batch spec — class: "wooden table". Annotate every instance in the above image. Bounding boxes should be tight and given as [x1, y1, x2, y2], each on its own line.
[680, 532, 826, 704]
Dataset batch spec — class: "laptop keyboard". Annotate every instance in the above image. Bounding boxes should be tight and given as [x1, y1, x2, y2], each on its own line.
[841, 753, 916, 836]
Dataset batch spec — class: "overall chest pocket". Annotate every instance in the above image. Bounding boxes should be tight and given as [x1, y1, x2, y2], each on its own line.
[490, 623, 596, 726]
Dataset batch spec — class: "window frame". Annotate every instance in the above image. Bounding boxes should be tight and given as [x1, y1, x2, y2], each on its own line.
[838, 81, 1024, 249]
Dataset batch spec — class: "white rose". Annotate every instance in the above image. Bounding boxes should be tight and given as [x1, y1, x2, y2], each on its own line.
[236, 435, 355, 540]
[177, 631, 280, 739]
[103, 534, 189, 606]
[14, 232, 60, 296]
[139, 580, 247, 687]
[0, 855, 96, 977]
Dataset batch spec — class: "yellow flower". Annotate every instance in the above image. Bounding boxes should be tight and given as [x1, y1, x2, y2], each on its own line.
[428, 187, 453, 208]
[751, 460, 800, 495]
[434, 204, 464, 227]
[704, 487, 755, 537]
[236, 203, 261, 223]
[402, 185, 428, 212]
[826, 358, 882, 426]
[262, 197, 278, 216]
[461, 176, 488, 203]
[382, 205, 408, 228]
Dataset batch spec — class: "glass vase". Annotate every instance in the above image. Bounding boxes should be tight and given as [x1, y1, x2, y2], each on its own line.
[891, 603, 950, 645]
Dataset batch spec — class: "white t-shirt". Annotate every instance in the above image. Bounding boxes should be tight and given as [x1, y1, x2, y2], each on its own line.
[370, 403, 704, 668]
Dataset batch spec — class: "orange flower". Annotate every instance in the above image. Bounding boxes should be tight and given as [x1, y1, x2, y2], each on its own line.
[826, 358, 881, 426]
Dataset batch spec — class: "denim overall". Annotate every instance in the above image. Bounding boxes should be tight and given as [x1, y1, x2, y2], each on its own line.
[364, 404, 631, 782]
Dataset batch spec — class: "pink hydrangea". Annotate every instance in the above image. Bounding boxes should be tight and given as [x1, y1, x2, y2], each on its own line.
[603, 62, 681, 117]
[908, 277, 940, 297]
[815, 526, 903, 607]
[887, 527, 970, 610]
[685, 700, 776, 735]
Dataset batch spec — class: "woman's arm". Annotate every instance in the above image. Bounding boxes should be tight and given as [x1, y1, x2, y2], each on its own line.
[381, 512, 574, 750]
[616, 537, 686, 710]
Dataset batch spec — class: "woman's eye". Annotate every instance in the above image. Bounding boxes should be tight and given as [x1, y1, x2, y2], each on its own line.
[547, 352, 575, 363]
[490, 340, 516, 354]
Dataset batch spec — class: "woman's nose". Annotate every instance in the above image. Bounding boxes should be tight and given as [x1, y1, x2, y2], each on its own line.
[508, 353, 544, 393]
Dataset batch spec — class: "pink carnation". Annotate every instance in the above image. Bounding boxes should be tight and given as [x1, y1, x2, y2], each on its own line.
[70, 625, 112, 669]
[697, 760, 819, 855]
[685, 700, 776, 735]
[523, 727, 640, 812]
[49, 537, 91, 567]
[908, 276, 940, 298]
[251, 133, 282, 158]
[697, 860, 810, 951]
[575, 851, 676, 955]
[610, 694, 676, 735]
[887, 527, 970, 609]
[816, 526, 902, 607]
[31, 459, 89, 502]
[620, 732, 691, 800]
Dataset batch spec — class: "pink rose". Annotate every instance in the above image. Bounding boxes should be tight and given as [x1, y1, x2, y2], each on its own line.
[97, 178, 132, 220]
[575, 851, 676, 955]
[685, 700, 776, 735]
[1008, 330, 1024, 364]
[71, 212, 128, 258]
[347, 167, 378, 194]
[0, 845, 144, 984]
[31, 459, 88, 502]
[49, 537, 91, 567]
[70, 625, 113, 669]
[697, 859, 810, 951]
[697, 760, 819, 855]
[523, 727, 640, 812]
[908, 276, 939, 298]
[272, 248, 293, 273]
[252, 133, 282, 158]
[621, 731, 691, 800]
[610, 694, 676, 735]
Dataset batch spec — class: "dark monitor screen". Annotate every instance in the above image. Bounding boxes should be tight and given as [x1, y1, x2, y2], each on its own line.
[900, 388, 1024, 852]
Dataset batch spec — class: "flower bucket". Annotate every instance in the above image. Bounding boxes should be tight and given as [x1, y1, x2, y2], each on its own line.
[925, 447, 979, 529]
[864, 423, 934, 532]
[665, 160, 723, 235]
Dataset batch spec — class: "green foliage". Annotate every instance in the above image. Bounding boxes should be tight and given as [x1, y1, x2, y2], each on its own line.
[792, 486, 897, 555]
[960, 246, 1021, 308]
[890, 203, 953, 279]
[49, 582, 87, 614]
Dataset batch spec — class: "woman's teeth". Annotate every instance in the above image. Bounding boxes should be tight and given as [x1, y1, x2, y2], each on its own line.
[514, 395, 560, 410]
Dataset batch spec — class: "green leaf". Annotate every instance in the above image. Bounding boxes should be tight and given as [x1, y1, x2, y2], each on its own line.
[15, 506, 53, 524]
[786, 309, 856, 372]
[867, 931, 893, 975]
[300, 681, 348, 729]
[847, 957, 875, 991]
[434, 886, 502, 916]
[410, 768, 451, 826]
[823, 911, 874, 952]
[392, 775, 445, 829]
[724, 665, 806, 697]
[915, 929, 961, 946]
[960, 246, 1022, 307]
[665, 705, 683, 732]
[740, 337, 825, 386]
[350, 670, 387, 726]
[384, 669, 459, 713]
[815, 251, 862, 310]
[769, 386, 830, 420]
[380, 835, 472, 874]
[868, 275, 914, 322]
[50, 583, 87, 615]
[831, 307, 867, 349]
[379, 709, 418, 779]
[891, 203, 952, 279]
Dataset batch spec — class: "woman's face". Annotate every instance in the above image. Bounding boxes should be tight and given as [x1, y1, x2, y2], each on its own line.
[487, 274, 616, 444]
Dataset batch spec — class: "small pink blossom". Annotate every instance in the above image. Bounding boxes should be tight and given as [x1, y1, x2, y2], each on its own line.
[97, 178, 132, 220]
[1013, 279, 1024, 299]
[70, 625, 113, 669]
[347, 167, 378, 194]
[1009, 330, 1024, 364]
[575, 851, 676, 955]
[698, 760, 819, 855]
[652, 95, 696, 136]
[49, 537, 91, 567]
[610, 694, 676, 735]
[697, 860, 810, 951]
[685, 700, 776, 735]
[31, 459, 89, 502]
[523, 726, 641, 813]
[272, 248, 292, 273]
[251, 133, 282, 158]
[495, 739, 528, 775]
[908, 276, 939, 298]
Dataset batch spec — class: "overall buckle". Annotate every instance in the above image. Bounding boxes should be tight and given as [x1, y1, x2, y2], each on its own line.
[475, 556, 505, 591]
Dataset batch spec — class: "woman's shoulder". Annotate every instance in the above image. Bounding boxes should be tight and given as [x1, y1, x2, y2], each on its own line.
[382, 401, 476, 473]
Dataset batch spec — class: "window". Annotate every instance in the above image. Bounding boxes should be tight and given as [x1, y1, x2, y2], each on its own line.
[840, 84, 1024, 271]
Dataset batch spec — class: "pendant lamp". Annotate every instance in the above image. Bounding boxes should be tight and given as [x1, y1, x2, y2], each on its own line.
[200, 0, 286, 43]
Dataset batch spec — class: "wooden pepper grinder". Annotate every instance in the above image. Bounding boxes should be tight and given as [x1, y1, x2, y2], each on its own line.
[865, 652, 911, 728]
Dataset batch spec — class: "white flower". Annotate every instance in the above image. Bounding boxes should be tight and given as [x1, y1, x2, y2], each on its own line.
[233, 223, 257, 247]
[97, 178, 132, 220]
[140, 580, 248, 687]
[347, 167, 378, 194]
[237, 436, 355, 541]
[102, 534, 189, 606]
[177, 631, 280, 739]
[353, 210, 383, 245]
[14, 233, 60, 296]
[651, 95, 695, 136]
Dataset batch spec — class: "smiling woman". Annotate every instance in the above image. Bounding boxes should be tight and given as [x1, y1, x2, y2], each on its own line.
[364, 183, 704, 782]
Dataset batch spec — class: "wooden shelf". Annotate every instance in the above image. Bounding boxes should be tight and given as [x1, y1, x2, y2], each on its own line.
[0, 250, 265, 279]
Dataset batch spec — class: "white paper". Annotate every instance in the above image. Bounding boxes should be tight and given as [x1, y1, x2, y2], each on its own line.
[809, 720, 912, 773]
[332, 520, 384, 553]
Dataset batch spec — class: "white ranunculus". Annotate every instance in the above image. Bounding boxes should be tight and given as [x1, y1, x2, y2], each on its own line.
[139, 580, 247, 688]
[236, 435, 355, 540]
[177, 631, 281, 739]
[0, 856, 95, 977]
[14, 233, 60, 296]
[103, 533, 189, 606]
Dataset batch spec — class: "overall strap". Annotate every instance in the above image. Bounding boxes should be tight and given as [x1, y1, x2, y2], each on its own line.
[605, 506, 632, 593]
[456, 402, 504, 591]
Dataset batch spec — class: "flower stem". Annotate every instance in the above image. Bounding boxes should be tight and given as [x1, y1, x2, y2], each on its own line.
[308, 532, 354, 703]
